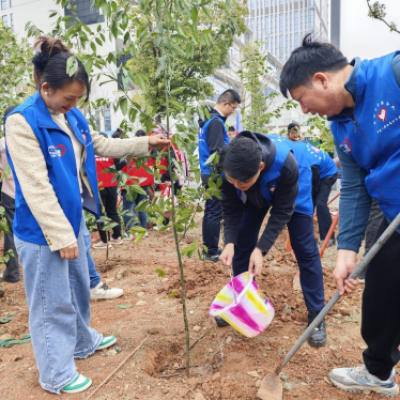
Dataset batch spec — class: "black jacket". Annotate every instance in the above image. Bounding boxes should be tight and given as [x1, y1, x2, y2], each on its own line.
[221, 131, 299, 254]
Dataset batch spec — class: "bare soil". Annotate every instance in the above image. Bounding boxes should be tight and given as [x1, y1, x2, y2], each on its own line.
[0, 216, 383, 400]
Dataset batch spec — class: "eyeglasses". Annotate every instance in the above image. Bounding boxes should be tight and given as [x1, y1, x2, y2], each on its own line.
[228, 103, 240, 110]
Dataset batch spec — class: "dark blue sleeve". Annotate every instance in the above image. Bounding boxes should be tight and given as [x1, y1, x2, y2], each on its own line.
[335, 141, 372, 252]
[391, 54, 400, 87]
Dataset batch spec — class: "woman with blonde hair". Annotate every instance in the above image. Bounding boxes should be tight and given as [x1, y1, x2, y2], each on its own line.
[5, 36, 168, 394]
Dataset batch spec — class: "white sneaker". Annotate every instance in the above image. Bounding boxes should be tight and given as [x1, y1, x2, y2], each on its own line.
[110, 236, 123, 245]
[329, 365, 399, 397]
[123, 232, 134, 241]
[92, 241, 112, 249]
[90, 282, 123, 300]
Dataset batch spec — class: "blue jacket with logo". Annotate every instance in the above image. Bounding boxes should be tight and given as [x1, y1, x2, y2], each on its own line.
[198, 115, 229, 175]
[330, 52, 400, 221]
[6, 91, 100, 246]
[298, 142, 338, 179]
[267, 135, 313, 215]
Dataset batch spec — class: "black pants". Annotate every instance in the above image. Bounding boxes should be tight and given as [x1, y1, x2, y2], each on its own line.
[362, 218, 400, 380]
[314, 173, 338, 240]
[202, 178, 222, 256]
[359, 198, 385, 280]
[232, 203, 324, 312]
[98, 186, 121, 242]
[1, 192, 19, 282]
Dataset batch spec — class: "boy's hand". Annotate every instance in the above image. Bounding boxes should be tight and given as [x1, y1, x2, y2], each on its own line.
[219, 243, 235, 266]
[148, 134, 169, 149]
[333, 249, 359, 294]
[248, 247, 264, 277]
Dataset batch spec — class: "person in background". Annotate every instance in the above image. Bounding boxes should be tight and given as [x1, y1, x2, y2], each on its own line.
[5, 36, 168, 395]
[287, 122, 304, 142]
[280, 33, 400, 396]
[228, 126, 236, 140]
[92, 131, 126, 249]
[0, 105, 19, 283]
[198, 89, 241, 262]
[289, 124, 339, 246]
[121, 129, 155, 238]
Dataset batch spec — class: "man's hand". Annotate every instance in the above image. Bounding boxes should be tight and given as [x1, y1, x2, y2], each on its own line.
[148, 134, 169, 149]
[333, 249, 358, 295]
[60, 242, 79, 260]
[219, 243, 235, 266]
[249, 247, 264, 277]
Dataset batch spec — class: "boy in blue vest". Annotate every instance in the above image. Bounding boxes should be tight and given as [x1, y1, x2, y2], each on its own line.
[279, 34, 400, 397]
[218, 131, 327, 347]
[198, 89, 241, 262]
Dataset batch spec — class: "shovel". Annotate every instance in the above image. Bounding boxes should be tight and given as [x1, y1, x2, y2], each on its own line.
[257, 211, 400, 400]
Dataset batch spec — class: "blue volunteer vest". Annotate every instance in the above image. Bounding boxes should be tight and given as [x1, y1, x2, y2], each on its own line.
[330, 52, 400, 220]
[294, 141, 338, 179]
[198, 116, 229, 174]
[267, 135, 313, 215]
[6, 91, 100, 246]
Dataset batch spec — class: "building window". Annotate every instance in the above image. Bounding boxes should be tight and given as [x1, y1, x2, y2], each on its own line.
[251, 0, 255, 10]
[290, 34, 293, 52]
[2, 14, 7, 25]
[95, 108, 101, 131]
[264, 0, 269, 7]
[300, 10, 303, 30]
[104, 105, 111, 131]
[10, 12, 13, 29]
[308, 0, 313, 6]
[275, 14, 277, 34]
[294, 32, 299, 48]
[1, 0, 6, 9]
[286, 34, 288, 50]
[290, 12, 292, 32]
[251, 18, 255, 32]
[264, 16, 269, 34]
[275, 36, 278, 55]
[9, 0, 11, 7]
[265, 37, 269, 50]
[279, 13, 283, 33]
[280, 0, 283, 4]
[64, 0, 104, 25]
[279, 34, 283, 54]
[294, 10, 298, 31]
[308, 9, 314, 29]
[285, 13, 288, 32]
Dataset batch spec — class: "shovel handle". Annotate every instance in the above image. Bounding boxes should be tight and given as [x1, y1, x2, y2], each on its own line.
[279, 211, 400, 372]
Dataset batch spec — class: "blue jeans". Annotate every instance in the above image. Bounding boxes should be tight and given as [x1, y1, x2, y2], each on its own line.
[82, 215, 101, 288]
[232, 206, 324, 313]
[122, 187, 148, 230]
[14, 215, 102, 394]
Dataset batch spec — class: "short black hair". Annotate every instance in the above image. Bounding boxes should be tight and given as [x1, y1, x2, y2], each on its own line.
[219, 135, 262, 182]
[135, 129, 147, 137]
[32, 36, 90, 101]
[112, 128, 123, 138]
[3, 105, 18, 123]
[228, 126, 235, 132]
[288, 123, 300, 131]
[217, 89, 241, 105]
[280, 33, 348, 98]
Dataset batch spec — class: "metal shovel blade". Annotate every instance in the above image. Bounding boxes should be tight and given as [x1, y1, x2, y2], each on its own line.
[257, 373, 283, 400]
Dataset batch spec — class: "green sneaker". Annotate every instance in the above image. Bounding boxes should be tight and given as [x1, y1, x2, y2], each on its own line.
[96, 336, 117, 351]
[62, 374, 92, 394]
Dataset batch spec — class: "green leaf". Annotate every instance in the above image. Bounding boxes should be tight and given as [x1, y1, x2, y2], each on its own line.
[155, 268, 166, 278]
[66, 56, 78, 77]
[191, 7, 198, 25]
[168, 290, 178, 299]
[171, 87, 186, 95]
[129, 226, 147, 233]
[120, 97, 128, 115]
